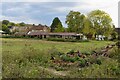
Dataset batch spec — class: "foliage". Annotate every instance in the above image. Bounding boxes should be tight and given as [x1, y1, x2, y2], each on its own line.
[78, 59, 87, 67]
[2, 24, 10, 34]
[2, 38, 118, 78]
[61, 55, 76, 62]
[54, 22, 64, 32]
[9, 22, 15, 26]
[82, 17, 96, 39]
[88, 10, 114, 37]
[67, 49, 75, 55]
[47, 38, 89, 42]
[65, 11, 85, 33]
[50, 17, 64, 32]
[109, 46, 120, 63]
[19, 22, 26, 26]
[2, 20, 9, 25]
[69, 58, 119, 78]
[96, 59, 102, 65]
[110, 31, 118, 40]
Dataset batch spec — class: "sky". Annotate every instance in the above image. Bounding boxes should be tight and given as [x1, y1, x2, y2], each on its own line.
[0, 0, 119, 27]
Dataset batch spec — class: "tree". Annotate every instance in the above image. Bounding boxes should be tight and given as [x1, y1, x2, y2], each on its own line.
[2, 20, 9, 25]
[82, 17, 96, 39]
[54, 22, 64, 32]
[88, 10, 114, 38]
[2, 24, 10, 34]
[9, 22, 15, 26]
[19, 22, 25, 26]
[65, 11, 85, 33]
[50, 17, 64, 32]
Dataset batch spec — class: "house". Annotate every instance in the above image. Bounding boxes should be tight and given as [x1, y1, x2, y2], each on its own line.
[14, 24, 84, 40]
[8, 26, 18, 33]
[27, 32, 83, 39]
[27, 32, 49, 39]
[8, 26, 31, 33]
[14, 24, 49, 37]
[28, 24, 49, 32]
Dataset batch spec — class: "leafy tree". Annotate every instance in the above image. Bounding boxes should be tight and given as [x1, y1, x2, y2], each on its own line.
[19, 22, 25, 26]
[2, 24, 10, 34]
[54, 23, 64, 32]
[15, 23, 20, 26]
[50, 17, 64, 32]
[2, 20, 9, 25]
[82, 17, 96, 39]
[88, 10, 114, 38]
[9, 22, 15, 26]
[65, 11, 85, 33]
[111, 30, 118, 40]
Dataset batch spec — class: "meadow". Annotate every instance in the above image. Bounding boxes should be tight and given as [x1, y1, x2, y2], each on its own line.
[1, 38, 120, 78]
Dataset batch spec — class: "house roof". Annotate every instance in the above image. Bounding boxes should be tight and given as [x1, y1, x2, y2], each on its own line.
[27, 32, 80, 36]
[27, 32, 49, 36]
[14, 32, 27, 35]
[29, 24, 49, 31]
[49, 32, 79, 36]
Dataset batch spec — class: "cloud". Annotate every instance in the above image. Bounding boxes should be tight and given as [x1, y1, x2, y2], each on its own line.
[1, 0, 119, 27]
[1, 0, 53, 2]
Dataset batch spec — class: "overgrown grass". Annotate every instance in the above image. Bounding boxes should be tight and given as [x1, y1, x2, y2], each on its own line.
[1, 38, 119, 78]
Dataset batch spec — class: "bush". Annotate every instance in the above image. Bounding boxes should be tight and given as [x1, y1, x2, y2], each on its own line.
[109, 46, 120, 62]
[82, 51, 91, 55]
[67, 49, 75, 55]
[78, 59, 86, 67]
[61, 55, 76, 62]
[47, 38, 89, 42]
[50, 48, 60, 57]
[49, 48, 64, 60]
[96, 59, 102, 65]
[116, 41, 120, 48]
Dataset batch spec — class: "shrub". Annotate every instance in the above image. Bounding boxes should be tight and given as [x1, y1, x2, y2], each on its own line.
[82, 51, 91, 55]
[96, 59, 102, 65]
[78, 59, 87, 67]
[109, 46, 120, 62]
[61, 55, 76, 62]
[67, 49, 75, 55]
[116, 41, 120, 48]
[49, 48, 64, 60]
[47, 38, 89, 42]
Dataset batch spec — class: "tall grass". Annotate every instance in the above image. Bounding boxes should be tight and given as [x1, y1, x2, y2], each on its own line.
[2, 38, 119, 78]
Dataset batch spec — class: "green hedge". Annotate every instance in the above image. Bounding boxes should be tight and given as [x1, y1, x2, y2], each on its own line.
[47, 38, 89, 42]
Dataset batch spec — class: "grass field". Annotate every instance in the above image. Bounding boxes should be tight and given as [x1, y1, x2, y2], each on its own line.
[1, 38, 120, 78]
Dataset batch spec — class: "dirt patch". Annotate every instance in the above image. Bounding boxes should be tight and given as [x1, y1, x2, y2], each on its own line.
[39, 66, 68, 76]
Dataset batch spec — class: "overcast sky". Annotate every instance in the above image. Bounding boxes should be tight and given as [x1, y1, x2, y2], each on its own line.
[0, 0, 119, 27]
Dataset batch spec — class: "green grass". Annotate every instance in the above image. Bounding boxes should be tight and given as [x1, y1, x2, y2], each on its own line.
[1, 38, 119, 78]
[2, 38, 114, 54]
